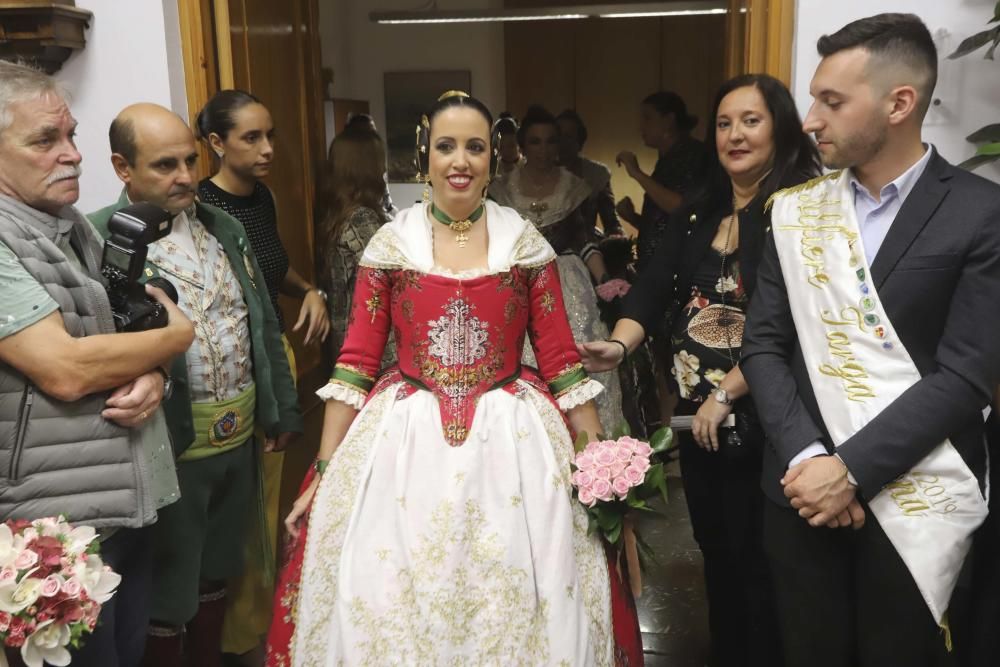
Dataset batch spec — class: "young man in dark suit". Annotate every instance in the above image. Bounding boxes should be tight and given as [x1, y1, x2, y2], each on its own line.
[742, 13, 1000, 667]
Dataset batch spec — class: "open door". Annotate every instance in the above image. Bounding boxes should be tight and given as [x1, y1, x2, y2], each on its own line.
[177, 0, 327, 394]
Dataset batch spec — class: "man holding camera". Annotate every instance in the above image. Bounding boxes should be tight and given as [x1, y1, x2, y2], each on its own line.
[89, 102, 302, 666]
[0, 62, 195, 666]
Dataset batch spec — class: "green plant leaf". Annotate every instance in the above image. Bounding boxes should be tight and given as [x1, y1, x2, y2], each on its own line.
[606, 520, 623, 545]
[626, 495, 647, 510]
[948, 26, 1000, 59]
[596, 508, 623, 533]
[959, 153, 1000, 171]
[639, 463, 668, 501]
[976, 141, 1000, 156]
[993, 0, 1000, 23]
[649, 426, 674, 454]
[967, 123, 1000, 143]
[574, 431, 590, 454]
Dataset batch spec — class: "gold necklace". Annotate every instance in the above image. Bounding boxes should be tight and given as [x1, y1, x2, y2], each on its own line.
[430, 203, 485, 248]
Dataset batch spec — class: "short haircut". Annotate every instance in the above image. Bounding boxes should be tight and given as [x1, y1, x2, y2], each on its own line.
[817, 13, 937, 117]
[641, 91, 697, 133]
[556, 109, 588, 148]
[109, 116, 138, 166]
[0, 60, 68, 139]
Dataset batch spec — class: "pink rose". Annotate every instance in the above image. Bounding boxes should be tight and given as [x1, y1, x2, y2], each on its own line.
[635, 442, 653, 457]
[594, 445, 616, 467]
[584, 441, 601, 456]
[610, 462, 627, 479]
[615, 443, 632, 463]
[630, 456, 651, 475]
[612, 476, 631, 499]
[625, 466, 645, 486]
[575, 452, 597, 471]
[578, 487, 596, 507]
[593, 466, 611, 481]
[592, 478, 613, 502]
[0, 567, 16, 585]
[619, 436, 640, 452]
[0, 611, 10, 632]
[13, 548, 38, 570]
[40, 575, 62, 597]
[572, 470, 594, 489]
[62, 577, 82, 599]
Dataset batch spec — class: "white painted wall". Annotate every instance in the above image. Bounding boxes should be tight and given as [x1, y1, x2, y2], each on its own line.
[57, 0, 187, 213]
[318, 0, 507, 206]
[792, 0, 1000, 184]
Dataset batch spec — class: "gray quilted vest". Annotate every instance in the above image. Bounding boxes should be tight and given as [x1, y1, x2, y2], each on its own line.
[0, 195, 152, 529]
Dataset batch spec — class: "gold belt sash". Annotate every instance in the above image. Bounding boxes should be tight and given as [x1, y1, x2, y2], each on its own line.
[181, 384, 257, 462]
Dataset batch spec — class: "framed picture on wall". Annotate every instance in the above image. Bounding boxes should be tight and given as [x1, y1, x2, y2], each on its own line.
[384, 70, 472, 182]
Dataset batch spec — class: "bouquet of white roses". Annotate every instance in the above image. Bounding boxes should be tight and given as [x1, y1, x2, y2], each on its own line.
[0, 517, 121, 667]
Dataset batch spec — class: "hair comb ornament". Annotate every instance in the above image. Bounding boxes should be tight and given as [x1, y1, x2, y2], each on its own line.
[437, 90, 470, 102]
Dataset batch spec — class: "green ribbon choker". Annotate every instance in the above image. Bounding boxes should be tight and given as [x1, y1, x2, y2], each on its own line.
[430, 203, 485, 227]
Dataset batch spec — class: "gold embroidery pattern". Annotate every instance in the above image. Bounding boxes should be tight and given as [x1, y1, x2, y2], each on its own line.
[365, 294, 382, 323]
[293, 387, 398, 665]
[539, 290, 556, 315]
[512, 220, 557, 268]
[359, 225, 410, 270]
[347, 499, 552, 665]
[524, 388, 613, 666]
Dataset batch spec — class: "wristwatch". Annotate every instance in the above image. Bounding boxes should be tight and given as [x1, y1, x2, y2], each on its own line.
[714, 387, 734, 405]
[309, 287, 328, 301]
[155, 367, 174, 400]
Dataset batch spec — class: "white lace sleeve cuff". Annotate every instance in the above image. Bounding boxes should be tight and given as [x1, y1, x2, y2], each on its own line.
[315, 381, 367, 409]
[556, 378, 604, 412]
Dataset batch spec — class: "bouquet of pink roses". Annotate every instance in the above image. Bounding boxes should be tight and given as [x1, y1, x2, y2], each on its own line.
[0, 517, 121, 667]
[571, 425, 673, 596]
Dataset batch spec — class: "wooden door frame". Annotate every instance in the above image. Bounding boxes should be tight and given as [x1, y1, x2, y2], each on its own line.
[725, 0, 795, 86]
[177, 0, 328, 392]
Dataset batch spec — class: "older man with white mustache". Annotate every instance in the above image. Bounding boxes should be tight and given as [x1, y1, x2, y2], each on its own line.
[0, 60, 195, 667]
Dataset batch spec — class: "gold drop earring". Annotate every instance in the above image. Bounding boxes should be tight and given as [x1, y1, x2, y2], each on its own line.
[422, 175, 431, 203]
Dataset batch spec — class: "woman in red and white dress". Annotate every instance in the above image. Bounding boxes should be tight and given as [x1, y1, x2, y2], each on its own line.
[265, 92, 642, 666]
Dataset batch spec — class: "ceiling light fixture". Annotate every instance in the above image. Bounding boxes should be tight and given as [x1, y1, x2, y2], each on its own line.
[371, 1, 728, 25]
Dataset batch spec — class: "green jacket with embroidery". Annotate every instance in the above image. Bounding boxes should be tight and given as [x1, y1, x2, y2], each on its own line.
[89, 190, 302, 457]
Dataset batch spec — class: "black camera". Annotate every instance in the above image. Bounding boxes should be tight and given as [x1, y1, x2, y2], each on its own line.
[101, 203, 179, 332]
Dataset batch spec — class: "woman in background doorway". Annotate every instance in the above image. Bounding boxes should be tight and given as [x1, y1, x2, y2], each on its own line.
[195, 89, 328, 666]
[556, 108, 622, 237]
[316, 124, 396, 373]
[489, 105, 625, 434]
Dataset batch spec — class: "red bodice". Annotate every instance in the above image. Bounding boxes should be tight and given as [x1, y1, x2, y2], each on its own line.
[332, 261, 588, 446]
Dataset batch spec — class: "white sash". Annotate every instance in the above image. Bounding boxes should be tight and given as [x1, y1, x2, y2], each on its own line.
[769, 170, 988, 630]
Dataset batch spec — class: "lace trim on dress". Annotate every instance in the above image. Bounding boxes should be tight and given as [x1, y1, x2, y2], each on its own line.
[555, 378, 604, 412]
[315, 380, 367, 409]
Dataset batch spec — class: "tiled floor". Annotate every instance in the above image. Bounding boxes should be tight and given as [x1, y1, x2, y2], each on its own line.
[635, 464, 710, 667]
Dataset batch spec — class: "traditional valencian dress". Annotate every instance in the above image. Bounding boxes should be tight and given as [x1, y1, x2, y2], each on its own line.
[265, 201, 641, 666]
